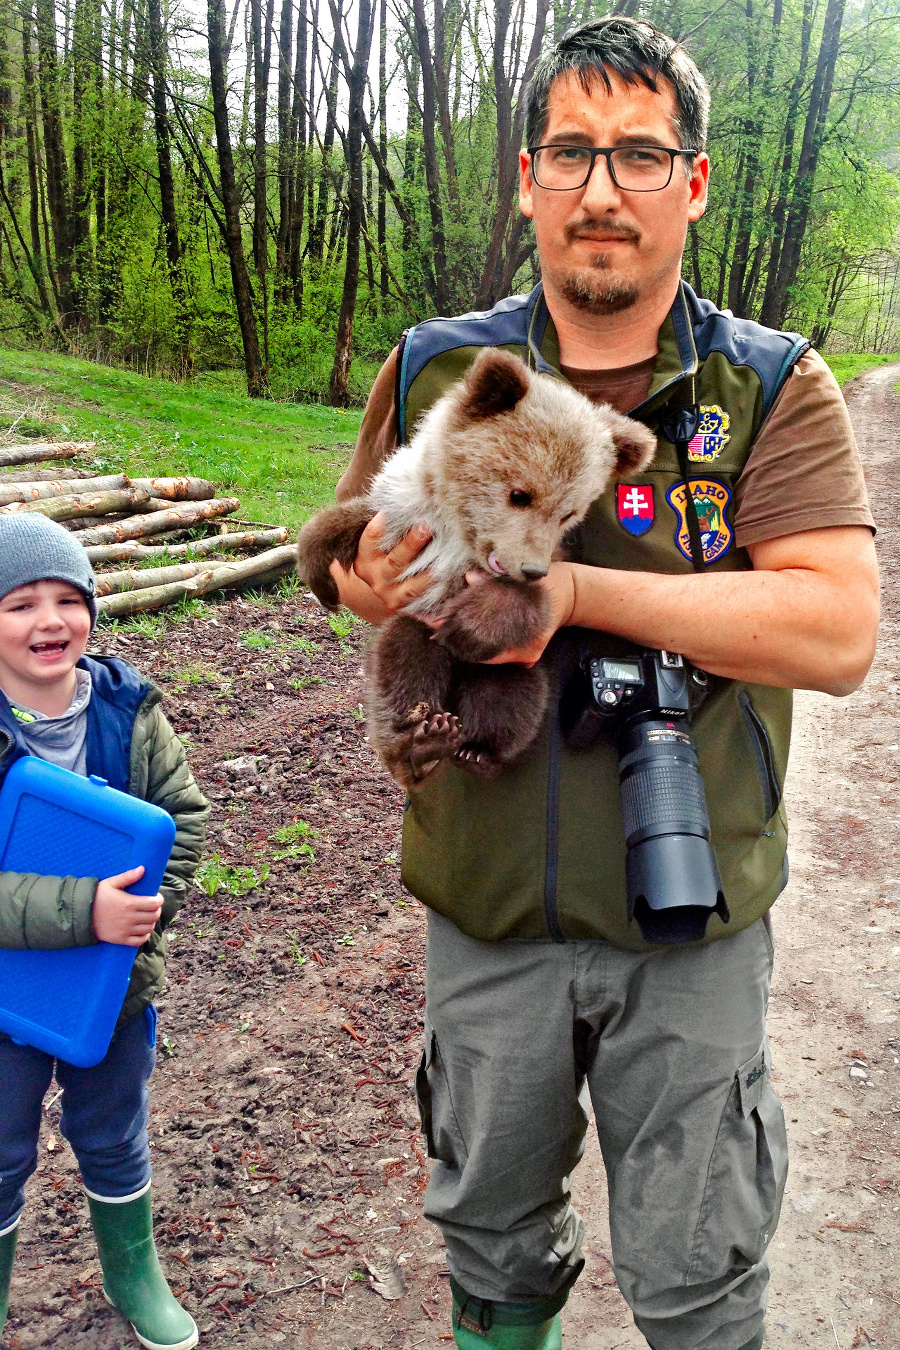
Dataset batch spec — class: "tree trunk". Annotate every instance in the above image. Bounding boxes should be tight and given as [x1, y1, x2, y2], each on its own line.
[309, 13, 340, 264]
[251, 0, 275, 273]
[410, 0, 448, 311]
[763, 0, 845, 328]
[758, 0, 813, 327]
[328, 0, 375, 406]
[35, 0, 76, 326]
[148, 0, 190, 363]
[475, 0, 549, 309]
[275, 0, 294, 289]
[207, 0, 267, 395]
[288, 0, 307, 306]
[377, 0, 387, 302]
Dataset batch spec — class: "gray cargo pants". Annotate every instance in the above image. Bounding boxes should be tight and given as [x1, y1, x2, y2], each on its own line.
[416, 912, 787, 1350]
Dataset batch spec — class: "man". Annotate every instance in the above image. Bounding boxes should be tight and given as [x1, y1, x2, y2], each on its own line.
[330, 18, 878, 1350]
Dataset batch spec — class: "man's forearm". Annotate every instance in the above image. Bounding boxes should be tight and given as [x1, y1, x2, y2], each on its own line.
[569, 530, 879, 696]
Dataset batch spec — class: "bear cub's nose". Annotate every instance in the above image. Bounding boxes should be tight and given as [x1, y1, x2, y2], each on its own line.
[521, 563, 549, 582]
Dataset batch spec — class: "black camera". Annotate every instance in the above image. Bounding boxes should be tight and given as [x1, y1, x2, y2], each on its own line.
[563, 649, 729, 945]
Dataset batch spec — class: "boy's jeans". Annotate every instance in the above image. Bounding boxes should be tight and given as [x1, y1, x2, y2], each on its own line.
[0, 1006, 156, 1230]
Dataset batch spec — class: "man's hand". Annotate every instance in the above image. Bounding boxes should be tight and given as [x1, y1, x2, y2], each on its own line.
[470, 561, 577, 666]
[329, 513, 433, 624]
[93, 866, 163, 946]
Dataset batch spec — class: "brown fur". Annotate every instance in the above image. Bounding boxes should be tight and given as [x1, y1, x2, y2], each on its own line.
[295, 349, 656, 789]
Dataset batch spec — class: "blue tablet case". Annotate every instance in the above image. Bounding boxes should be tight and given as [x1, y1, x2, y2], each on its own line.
[0, 757, 176, 1067]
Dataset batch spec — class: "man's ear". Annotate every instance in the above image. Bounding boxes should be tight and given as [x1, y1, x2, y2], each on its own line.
[460, 349, 531, 421]
[607, 411, 657, 476]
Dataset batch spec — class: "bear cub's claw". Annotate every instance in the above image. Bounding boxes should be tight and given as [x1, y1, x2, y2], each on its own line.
[407, 711, 463, 777]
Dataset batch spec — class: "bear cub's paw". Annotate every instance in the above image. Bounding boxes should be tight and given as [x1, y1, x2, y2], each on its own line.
[434, 576, 550, 663]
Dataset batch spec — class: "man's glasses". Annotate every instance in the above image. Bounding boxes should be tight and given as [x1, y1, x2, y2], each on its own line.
[528, 144, 696, 193]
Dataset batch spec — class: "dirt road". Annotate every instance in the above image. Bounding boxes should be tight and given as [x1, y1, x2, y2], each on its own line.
[5, 366, 899, 1350]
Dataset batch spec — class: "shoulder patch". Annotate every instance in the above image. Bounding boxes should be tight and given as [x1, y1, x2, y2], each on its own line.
[666, 478, 734, 565]
[687, 405, 731, 462]
[616, 484, 655, 536]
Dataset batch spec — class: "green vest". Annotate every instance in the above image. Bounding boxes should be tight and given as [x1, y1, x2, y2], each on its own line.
[397, 282, 809, 950]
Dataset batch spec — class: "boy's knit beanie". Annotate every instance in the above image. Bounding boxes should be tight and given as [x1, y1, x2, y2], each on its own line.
[0, 513, 97, 626]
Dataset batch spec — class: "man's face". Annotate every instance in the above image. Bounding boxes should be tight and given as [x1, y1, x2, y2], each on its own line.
[519, 69, 709, 317]
[0, 580, 92, 700]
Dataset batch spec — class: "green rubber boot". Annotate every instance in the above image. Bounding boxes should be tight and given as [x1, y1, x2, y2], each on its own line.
[0, 1219, 19, 1338]
[451, 1276, 565, 1349]
[87, 1187, 198, 1350]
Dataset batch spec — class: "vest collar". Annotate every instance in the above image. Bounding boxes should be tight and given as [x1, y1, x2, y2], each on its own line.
[534, 278, 700, 417]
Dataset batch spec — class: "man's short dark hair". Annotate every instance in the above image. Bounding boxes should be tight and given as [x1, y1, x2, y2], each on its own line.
[525, 16, 710, 154]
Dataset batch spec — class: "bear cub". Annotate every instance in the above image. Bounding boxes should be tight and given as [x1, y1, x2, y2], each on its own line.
[298, 348, 656, 790]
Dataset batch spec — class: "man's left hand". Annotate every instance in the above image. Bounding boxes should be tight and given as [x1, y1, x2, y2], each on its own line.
[466, 561, 577, 667]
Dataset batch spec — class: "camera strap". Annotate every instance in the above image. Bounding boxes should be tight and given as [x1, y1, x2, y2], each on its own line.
[659, 382, 705, 573]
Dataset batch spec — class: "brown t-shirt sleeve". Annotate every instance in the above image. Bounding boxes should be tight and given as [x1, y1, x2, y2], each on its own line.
[336, 348, 400, 502]
[733, 349, 875, 548]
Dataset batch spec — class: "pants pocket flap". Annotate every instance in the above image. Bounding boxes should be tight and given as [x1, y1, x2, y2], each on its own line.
[736, 1044, 769, 1118]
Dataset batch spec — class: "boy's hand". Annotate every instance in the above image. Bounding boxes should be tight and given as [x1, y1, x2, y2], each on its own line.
[92, 866, 163, 946]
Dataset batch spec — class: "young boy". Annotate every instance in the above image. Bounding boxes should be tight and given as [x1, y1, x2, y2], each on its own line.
[0, 514, 210, 1349]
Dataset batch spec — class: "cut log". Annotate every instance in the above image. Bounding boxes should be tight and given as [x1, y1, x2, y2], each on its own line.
[0, 442, 95, 467]
[0, 475, 127, 506]
[129, 477, 215, 501]
[0, 488, 152, 522]
[96, 545, 297, 615]
[84, 528, 290, 565]
[76, 497, 240, 546]
[0, 466, 94, 482]
[95, 561, 214, 596]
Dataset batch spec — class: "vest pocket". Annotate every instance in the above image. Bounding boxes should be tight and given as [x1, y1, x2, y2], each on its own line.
[739, 692, 782, 821]
[687, 1041, 788, 1282]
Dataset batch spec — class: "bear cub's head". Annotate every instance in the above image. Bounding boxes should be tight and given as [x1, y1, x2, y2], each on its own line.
[425, 347, 657, 582]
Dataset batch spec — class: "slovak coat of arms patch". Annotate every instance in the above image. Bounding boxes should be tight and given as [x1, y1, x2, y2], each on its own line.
[616, 483, 655, 536]
[687, 404, 731, 462]
[666, 478, 734, 565]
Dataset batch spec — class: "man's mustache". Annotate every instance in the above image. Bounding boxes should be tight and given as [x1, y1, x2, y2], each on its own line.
[564, 218, 641, 245]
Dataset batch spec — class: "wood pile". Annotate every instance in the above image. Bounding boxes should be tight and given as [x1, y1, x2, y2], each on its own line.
[0, 441, 298, 615]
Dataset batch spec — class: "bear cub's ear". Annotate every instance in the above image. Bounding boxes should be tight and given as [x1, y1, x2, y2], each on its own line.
[606, 410, 657, 477]
[460, 348, 531, 421]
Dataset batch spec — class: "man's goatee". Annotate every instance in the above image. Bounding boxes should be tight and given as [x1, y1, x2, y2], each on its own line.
[561, 270, 640, 315]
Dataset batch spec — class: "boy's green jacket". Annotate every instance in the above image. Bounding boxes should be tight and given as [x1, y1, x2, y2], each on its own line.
[0, 656, 209, 1024]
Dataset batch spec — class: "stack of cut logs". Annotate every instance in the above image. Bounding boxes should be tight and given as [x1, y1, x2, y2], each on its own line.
[0, 441, 298, 617]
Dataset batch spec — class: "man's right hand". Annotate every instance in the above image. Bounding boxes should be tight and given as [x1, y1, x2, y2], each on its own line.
[93, 866, 163, 946]
[329, 512, 433, 623]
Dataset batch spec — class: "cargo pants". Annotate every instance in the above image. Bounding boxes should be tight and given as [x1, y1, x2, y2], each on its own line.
[417, 913, 787, 1350]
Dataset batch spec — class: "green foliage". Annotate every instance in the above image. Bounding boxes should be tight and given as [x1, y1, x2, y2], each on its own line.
[0, 349, 360, 527]
[327, 610, 357, 639]
[240, 630, 276, 651]
[823, 353, 900, 387]
[195, 854, 269, 897]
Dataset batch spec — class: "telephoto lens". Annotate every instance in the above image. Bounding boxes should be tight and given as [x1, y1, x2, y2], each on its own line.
[617, 710, 728, 943]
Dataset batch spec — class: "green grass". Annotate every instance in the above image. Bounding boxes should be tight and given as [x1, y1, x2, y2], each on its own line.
[823, 352, 900, 388]
[0, 348, 363, 527]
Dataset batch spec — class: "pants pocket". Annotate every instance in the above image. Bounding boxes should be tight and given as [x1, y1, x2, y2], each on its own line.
[415, 1027, 468, 1168]
[687, 1041, 788, 1282]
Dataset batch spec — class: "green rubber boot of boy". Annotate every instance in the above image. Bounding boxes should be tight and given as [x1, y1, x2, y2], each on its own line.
[450, 1277, 565, 1349]
[0, 1219, 19, 1337]
[87, 1187, 198, 1350]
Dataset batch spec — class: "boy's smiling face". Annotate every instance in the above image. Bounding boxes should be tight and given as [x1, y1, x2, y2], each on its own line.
[0, 579, 92, 715]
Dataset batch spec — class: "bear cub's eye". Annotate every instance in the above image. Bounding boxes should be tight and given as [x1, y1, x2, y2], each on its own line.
[509, 490, 532, 508]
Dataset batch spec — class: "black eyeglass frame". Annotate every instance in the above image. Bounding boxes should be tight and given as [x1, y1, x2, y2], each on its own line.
[527, 144, 697, 193]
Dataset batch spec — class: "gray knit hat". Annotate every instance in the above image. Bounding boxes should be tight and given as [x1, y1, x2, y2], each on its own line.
[0, 513, 97, 626]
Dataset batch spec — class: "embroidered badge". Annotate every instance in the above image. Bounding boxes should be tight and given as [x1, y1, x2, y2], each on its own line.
[616, 483, 655, 536]
[666, 478, 734, 565]
[687, 404, 731, 462]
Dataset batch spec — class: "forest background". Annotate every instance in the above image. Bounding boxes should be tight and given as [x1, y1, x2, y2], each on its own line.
[0, 0, 899, 407]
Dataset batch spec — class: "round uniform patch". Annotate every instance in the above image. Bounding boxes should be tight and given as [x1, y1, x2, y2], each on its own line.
[687, 405, 731, 462]
[666, 478, 734, 565]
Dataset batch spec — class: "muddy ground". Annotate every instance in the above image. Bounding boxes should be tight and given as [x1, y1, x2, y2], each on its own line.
[3, 366, 900, 1350]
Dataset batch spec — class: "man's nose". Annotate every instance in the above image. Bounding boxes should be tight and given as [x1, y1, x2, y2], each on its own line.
[581, 152, 623, 212]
